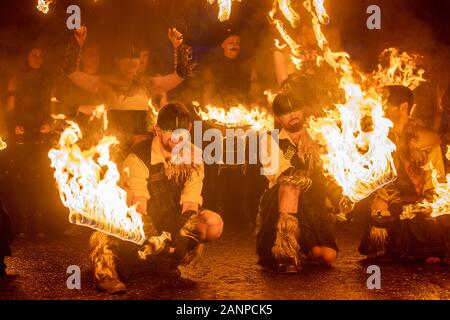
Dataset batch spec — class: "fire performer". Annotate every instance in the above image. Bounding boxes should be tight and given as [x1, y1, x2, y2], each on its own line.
[256, 85, 352, 274]
[89, 102, 223, 294]
[64, 26, 194, 161]
[358, 85, 449, 263]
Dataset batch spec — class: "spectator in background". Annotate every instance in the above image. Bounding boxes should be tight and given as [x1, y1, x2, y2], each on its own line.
[203, 27, 260, 107]
[6, 44, 53, 238]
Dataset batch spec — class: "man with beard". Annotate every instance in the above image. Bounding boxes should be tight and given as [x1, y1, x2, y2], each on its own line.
[203, 27, 260, 107]
[256, 85, 351, 274]
[358, 85, 449, 263]
[89, 102, 223, 294]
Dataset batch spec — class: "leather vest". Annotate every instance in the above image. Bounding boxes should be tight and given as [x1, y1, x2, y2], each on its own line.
[131, 136, 188, 230]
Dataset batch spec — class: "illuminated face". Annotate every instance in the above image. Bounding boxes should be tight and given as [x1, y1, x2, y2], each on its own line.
[221, 35, 241, 59]
[116, 57, 140, 80]
[276, 110, 305, 133]
[27, 48, 44, 70]
[385, 102, 409, 129]
[138, 50, 150, 75]
[81, 46, 100, 73]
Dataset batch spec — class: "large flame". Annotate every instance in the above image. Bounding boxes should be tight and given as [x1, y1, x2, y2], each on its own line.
[269, 1, 304, 69]
[37, 0, 52, 14]
[208, 0, 241, 22]
[198, 104, 274, 132]
[419, 146, 450, 218]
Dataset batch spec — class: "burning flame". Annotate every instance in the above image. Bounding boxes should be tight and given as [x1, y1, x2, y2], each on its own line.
[419, 146, 450, 218]
[49, 108, 170, 249]
[198, 104, 274, 132]
[372, 48, 426, 90]
[37, 0, 52, 14]
[269, 1, 304, 69]
[208, 0, 241, 22]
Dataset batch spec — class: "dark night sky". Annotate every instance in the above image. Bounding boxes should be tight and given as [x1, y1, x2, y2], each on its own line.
[0, 0, 449, 77]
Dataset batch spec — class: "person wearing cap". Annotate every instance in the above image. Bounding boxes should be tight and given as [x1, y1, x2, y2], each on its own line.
[88, 102, 223, 294]
[203, 27, 260, 107]
[63, 27, 194, 161]
[256, 81, 351, 274]
[358, 85, 449, 263]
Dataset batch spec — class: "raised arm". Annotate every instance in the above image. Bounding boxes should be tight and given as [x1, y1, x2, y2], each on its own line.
[63, 27, 110, 97]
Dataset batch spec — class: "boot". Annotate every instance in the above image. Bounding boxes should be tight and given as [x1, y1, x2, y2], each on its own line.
[95, 276, 127, 294]
[272, 212, 301, 274]
[90, 232, 127, 294]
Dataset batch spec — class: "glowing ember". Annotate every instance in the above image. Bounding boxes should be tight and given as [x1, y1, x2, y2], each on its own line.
[37, 0, 52, 14]
[198, 104, 274, 131]
[372, 48, 426, 90]
[0, 137, 6, 150]
[419, 146, 450, 218]
[208, 0, 241, 22]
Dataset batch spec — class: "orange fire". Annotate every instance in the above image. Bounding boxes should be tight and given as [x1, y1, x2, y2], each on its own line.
[372, 48, 426, 90]
[208, 0, 241, 22]
[0, 137, 6, 151]
[269, 1, 304, 69]
[418, 146, 450, 218]
[48, 107, 170, 248]
[267, 0, 401, 202]
[197, 104, 274, 132]
[37, 0, 52, 14]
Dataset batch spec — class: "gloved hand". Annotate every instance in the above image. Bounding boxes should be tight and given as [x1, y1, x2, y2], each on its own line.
[174, 44, 196, 78]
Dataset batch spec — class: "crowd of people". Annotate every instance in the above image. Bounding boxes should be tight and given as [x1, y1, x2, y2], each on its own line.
[0, 19, 449, 294]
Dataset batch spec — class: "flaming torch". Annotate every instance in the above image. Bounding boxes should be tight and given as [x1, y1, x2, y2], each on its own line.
[0, 137, 6, 151]
[372, 48, 426, 90]
[48, 108, 170, 249]
[197, 104, 274, 132]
